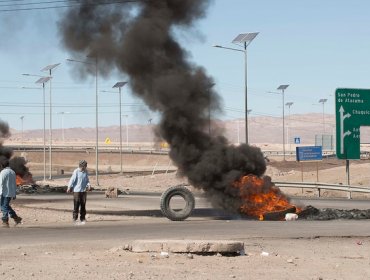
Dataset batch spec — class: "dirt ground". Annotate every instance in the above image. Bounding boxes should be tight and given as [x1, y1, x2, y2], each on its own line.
[1, 237, 370, 280]
[2, 153, 370, 279]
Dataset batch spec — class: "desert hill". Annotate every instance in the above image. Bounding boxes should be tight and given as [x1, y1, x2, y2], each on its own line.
[8, 113, 361, 146]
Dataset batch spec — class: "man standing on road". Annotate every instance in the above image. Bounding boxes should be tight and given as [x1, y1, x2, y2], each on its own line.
[67, 160, 92, 224]
[0, 157, 22, 228]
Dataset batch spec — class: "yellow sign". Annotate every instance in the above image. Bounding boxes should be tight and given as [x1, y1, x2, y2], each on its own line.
[105, 137, 111, 144]
[160, 142, 169, 148]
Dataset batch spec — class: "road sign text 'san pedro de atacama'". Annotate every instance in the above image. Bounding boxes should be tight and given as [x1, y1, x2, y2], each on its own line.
[335, 88, 370, 160]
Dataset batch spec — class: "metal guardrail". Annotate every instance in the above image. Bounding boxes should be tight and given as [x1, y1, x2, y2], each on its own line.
[274, 181, 370, 199]
[10, 145, 170, 155]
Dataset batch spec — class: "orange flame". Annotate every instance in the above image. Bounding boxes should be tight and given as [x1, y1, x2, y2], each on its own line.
[16, 174, 34, 186]
[16, 175, 24, 186]
[233, 175, 301, 220]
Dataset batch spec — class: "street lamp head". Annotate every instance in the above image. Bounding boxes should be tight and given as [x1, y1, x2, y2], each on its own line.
[113, 82, 127, 88]
[66, 58, 94, 65]
[285, 102, 294, 107]
[212, 44, 222, 48]
[319, 98, 328, 103]
[232, 32, 259, 46]
[35, 77, 52, 84]
[21, 86, 41, 90]
[41, 63, 60, 72]
[277, 85, 289, 90]
[267, 91, 281, 95]
[100, 90, 116, 93]
[23, 73, 48, 78]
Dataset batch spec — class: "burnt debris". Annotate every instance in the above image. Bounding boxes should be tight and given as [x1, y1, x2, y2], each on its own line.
[299, 205, 370, 220]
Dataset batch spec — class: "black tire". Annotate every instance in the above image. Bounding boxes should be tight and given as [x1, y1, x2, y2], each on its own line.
[160, 185, 195, 221]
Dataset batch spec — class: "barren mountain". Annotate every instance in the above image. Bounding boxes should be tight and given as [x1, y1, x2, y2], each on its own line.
[8, 113, 346, 145]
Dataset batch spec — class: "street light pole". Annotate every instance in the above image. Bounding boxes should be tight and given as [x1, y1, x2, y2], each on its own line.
[213, 32, 259, 144]
[285, 102, 294, 151]
[237, 120, 240, 144]
[95, 57, 99, 185]
[61, 113, 65, 142]
[277, 85, 289, 161]
[122, 115, 129, 148]
[23, 75, 52, 181]
[67, 58, 99, 185]
[35, 77, 51, 181]
[41, 63, 60, 180]
[244, 42, 248, 143]
[286, 102, 294, 117]
[319, 98, 328, 134]
[112, 82, 127, 174]
[20, 116, 24, 146]
[58, 112, 70, 142]
[247, 109, 252, 143]
[207, 83, 215, 136]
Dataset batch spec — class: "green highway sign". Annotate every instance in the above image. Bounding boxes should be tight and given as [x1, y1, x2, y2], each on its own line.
[335, 88, 370, 159]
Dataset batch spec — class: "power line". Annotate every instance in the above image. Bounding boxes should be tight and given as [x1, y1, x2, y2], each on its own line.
[0, 0, 138, 12]
[0, 0, 77, 7]
[0, 102, 144, 108]
[0, 109, 147, 116]
[0, 0, 26, 3]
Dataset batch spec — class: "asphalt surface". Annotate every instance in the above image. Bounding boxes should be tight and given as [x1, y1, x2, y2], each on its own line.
[2, 193, 370, 245]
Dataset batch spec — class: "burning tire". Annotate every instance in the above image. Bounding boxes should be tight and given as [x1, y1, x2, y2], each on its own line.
[160, 185, 195, 221]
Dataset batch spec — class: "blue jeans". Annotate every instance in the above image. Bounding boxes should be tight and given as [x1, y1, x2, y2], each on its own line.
[1, 195, 17, 222]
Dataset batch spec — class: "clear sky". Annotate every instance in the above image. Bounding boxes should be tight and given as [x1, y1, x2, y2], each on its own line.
[1, 0, 370, 131]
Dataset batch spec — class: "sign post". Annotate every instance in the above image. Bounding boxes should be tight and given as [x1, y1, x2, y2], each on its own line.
[296, 146, 323, 184]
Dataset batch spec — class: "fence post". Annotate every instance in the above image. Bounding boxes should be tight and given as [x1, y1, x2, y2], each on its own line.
[347, 188, 352, 200]
[165, 160, 171, 174]
[300, 163, 304, 195]
[151, 162, 158, 177]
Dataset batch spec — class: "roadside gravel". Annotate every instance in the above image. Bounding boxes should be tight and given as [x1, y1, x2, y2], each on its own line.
[1, 237, 370, 280]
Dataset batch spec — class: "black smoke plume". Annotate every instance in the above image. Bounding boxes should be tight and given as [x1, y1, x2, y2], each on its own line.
[0, 120, 32, 181]
[59, 0, 266, 212]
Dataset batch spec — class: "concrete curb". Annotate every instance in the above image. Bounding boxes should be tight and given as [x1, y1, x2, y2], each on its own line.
[130, 239, 245, 254]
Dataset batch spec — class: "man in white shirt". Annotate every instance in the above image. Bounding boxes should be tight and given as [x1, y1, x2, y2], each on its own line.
[67, 160, 92, 223]
[0, 157, 22, 228]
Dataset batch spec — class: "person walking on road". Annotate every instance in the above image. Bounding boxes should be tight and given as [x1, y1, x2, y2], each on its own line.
[67, 160, 92, 224]
[0, 157, 22, 228]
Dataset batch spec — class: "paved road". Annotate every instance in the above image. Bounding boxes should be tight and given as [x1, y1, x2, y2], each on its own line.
[2, 193, 370, 245]
[3, 218, 370, 245]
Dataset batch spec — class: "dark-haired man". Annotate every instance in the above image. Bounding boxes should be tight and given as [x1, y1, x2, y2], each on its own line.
[67, 160, 92, 224]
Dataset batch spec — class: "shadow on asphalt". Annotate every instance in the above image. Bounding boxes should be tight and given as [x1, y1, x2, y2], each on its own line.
[15, 192, 242, 220]
[87, 208, 238, 220]
[19, 205, 238, 220]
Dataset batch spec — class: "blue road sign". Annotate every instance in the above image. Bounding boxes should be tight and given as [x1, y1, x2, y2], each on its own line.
[296, 146, 322, 162]
[294, 137, 301, 144]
